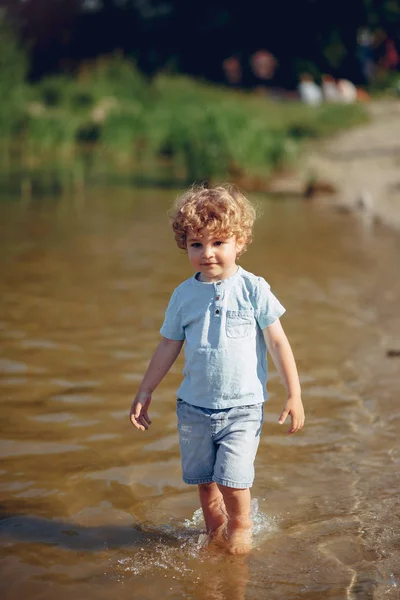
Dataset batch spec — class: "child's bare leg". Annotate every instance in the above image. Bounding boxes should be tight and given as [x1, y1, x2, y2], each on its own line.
[198, 482, 227, 541]
[218, 485, 252, 555]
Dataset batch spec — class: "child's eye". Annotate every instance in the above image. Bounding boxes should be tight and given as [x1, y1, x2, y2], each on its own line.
[191, 242, 202, 248]
[214, 241, 224, 246]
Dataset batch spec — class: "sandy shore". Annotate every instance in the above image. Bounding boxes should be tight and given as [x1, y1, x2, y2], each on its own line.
[300, 99, 400, 230]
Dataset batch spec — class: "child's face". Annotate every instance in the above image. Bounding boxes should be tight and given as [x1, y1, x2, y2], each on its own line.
[186, 230, 244, 282]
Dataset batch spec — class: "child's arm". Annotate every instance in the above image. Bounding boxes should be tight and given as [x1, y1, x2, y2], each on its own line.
[129, 336, 184, 431]
[263, 319, 305, 434]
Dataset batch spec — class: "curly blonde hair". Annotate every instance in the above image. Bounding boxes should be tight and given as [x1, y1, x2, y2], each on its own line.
[170, 183, 256, 257]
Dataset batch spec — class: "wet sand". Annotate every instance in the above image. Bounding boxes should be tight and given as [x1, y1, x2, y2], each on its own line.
[303, 99, 400, 229]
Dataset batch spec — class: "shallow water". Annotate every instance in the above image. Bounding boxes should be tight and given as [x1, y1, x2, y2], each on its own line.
[0, 187, 400, 599]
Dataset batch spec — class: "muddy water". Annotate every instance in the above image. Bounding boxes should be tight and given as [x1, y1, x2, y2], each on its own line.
[0, 188, 399, 600]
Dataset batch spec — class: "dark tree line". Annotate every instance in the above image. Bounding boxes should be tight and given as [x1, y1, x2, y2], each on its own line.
[2, 0, 400, 86]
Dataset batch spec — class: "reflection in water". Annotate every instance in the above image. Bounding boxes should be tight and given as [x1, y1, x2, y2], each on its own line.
[0, 188, 400, 599]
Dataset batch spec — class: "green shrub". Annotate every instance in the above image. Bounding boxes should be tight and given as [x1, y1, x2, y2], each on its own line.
[36, 75, 96, 114]
[26, 113, 80, 150]
[82, 55, 150, 104]
[101, 103, 147, 154]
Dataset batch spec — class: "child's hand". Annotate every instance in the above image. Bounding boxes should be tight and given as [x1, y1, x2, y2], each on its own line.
[278, 396, 305, 434]
[130, 391, 152, 431]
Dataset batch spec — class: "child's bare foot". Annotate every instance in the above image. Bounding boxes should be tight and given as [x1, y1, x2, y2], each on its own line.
[226, 524, 252, 555]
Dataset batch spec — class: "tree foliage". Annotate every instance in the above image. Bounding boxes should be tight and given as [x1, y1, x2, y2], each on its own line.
[3, 0, 400, 85]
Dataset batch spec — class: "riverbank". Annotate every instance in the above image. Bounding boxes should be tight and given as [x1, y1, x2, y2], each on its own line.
[0, 55, 368, 195]
[301, 99, 400, 230]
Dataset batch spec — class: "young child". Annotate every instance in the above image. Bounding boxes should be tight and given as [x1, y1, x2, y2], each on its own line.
[129, 184, 304, 555]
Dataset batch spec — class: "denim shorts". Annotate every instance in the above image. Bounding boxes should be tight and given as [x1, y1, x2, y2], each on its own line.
[176, 399, 264, 489]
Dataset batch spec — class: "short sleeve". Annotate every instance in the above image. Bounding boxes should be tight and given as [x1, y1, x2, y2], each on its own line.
[160, 288, 185, 340]
[255, 277, 286, 329]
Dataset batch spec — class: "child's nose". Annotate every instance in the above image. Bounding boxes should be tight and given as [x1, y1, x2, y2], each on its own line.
[203, 245, 214, 257]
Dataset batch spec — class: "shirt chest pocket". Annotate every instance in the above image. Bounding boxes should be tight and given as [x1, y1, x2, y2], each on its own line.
[226, 310, 257, 339]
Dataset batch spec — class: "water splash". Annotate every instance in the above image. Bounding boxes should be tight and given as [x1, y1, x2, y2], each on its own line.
[183, 498, 277, 536]
[250, 498, 278, 537]
[115, 525, 206, 582]
[114, 498, 278, 581]
[387, 573, 399, 589]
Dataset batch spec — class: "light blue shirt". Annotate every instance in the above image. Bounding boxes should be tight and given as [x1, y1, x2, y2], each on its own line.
[160, 266, 285, 409]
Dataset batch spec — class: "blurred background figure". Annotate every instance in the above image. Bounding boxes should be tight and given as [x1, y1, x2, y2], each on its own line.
[321, 74, 341, 103]
[249, 49, 277, 94]
[222, 55, 242, 87]
[337, 78, 358, 104]
[250, 50, 277, 80]
[298, 73, 323, 106]
[381, 38, 399, 72]
[357, 28, 376, 83]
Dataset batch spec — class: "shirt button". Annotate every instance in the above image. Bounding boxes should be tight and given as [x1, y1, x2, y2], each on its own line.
[216, 296, 220, 300]
[215, 309, 220, 314]
[217, 281, 222, 285]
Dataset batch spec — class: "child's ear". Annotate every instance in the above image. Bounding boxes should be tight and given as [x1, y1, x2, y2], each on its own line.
[236, 237, 245, 253]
